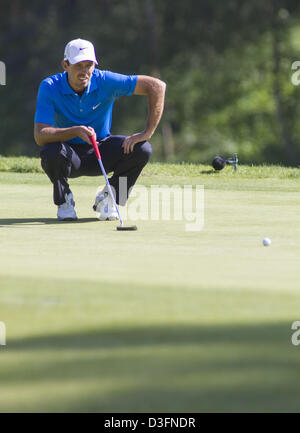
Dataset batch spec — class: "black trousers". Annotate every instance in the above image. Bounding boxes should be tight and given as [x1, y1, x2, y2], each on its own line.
[40, 135, 152, 206]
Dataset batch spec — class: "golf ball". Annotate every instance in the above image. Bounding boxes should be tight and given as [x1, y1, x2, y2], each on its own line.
[262, 237, 271, 246]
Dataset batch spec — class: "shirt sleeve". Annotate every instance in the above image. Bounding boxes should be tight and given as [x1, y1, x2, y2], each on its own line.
[103, 71, 138, 98]
[34, 80, 55, 125]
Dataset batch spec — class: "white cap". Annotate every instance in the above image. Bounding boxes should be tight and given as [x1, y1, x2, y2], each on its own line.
[64, 38, 98, 65]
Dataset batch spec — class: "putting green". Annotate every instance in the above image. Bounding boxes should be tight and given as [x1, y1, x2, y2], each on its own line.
[0, 168, 299, 412]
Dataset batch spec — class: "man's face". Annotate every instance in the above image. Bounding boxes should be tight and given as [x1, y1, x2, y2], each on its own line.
[62, 60, 95, 93]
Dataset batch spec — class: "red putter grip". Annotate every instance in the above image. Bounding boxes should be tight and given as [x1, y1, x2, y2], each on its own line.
[90, 134, 101, 159]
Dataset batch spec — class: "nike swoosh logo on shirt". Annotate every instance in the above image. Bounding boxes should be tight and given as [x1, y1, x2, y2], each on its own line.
[92, 102, 102, 110]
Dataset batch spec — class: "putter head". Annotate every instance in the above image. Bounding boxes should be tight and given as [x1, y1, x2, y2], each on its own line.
[116, 225, 138, 231]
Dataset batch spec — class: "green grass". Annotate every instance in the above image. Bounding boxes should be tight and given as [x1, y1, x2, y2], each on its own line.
[1, 155, 300, 178]
[0, 161, 300, 412]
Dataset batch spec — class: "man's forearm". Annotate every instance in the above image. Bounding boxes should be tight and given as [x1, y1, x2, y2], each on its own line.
[144, 79, 166, 139]
[122, 77, 166, 154]
[34, 125, 80, 146]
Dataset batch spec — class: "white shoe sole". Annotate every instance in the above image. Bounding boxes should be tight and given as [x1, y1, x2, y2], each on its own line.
[98, 214, 119, 221]
[57, 216, 78, 221]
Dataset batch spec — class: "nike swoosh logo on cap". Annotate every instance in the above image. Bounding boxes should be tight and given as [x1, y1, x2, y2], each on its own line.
[92, 102, 102, 110]
[79, 47, 88, 50]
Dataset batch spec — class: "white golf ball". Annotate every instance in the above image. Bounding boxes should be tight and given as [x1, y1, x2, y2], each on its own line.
[262, 237, 271, 246]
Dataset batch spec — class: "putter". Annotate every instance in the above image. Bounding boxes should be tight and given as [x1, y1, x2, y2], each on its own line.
[90, 134, 137, 231]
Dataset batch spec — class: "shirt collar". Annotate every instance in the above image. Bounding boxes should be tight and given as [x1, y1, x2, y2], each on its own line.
[84, 71, 98, 95]
[61, 72, 75, 95]
[61, 71, 97, 95]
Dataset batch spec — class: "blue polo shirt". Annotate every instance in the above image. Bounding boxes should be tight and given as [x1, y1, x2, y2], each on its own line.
[34, 69, 138, 144]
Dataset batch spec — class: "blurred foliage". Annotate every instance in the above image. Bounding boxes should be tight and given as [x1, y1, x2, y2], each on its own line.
[1, 0, 300, 165]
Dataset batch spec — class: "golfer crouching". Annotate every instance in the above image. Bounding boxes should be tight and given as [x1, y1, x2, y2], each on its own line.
[34, 38, 166, 221]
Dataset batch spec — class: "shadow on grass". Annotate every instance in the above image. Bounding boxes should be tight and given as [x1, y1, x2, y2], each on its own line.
[5, 322, 293, 351]
[1, 322, 299, 412]
[0, 218, 98, 226]
[199, 169, 216, 174]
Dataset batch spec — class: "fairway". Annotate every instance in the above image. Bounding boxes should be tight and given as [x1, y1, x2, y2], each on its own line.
[0, 165, 300, 412]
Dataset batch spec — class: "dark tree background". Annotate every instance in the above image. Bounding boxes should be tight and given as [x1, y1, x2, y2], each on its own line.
[1, 0, 300, 165]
